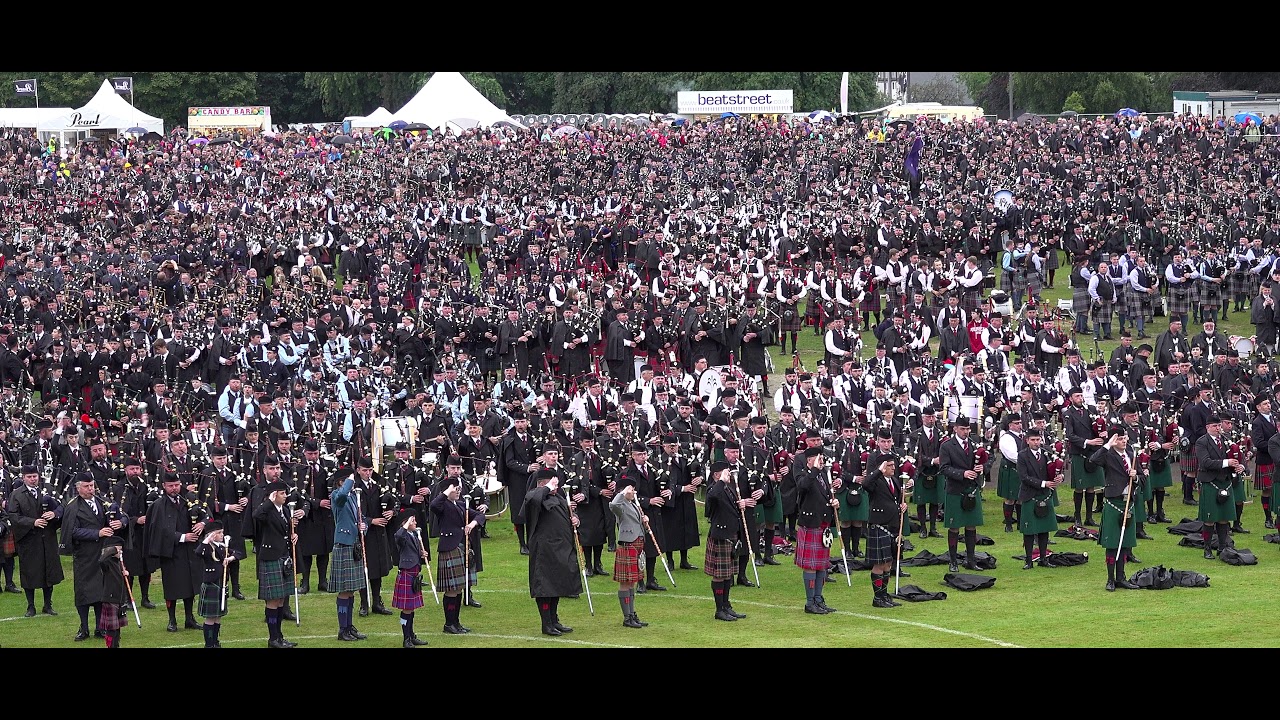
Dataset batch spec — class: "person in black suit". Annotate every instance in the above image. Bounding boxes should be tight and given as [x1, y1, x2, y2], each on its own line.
[252, 472, 303, 648]
[1180, 384, 1215, 504]
[1195, 415, 1244, 561]
[939, 416, 984, 572]
[1016, 429, 1063, 570]
[863, 454, 911, 609]
[703, 460, 748, 622]
[500, 411, 539, 555]
[1089, 428, 1141, 591]
[1253, 396, 1278, 530]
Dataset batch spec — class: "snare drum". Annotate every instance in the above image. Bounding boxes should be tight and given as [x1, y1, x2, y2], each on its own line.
[951, 396, 981, 425]
[482, 470, 507, 518]
[1235, 337, 1255, 361]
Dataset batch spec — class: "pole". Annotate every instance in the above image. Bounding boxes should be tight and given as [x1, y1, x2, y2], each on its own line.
[288, 502, 300, 625]
[220, 536, 230, 614]
[414, 528, 439, 605]
[1008, 71, 1014, 121]
[354, 487, 372, 604]
[735, 486, 762, 588]
[463, 494, 471, 605]
[634, 497, 676, 588]
[827, 465, 852, 586]
[895, 504, 907, 594]
[120, 546, 142, 628]
[567, 488, 594, 616]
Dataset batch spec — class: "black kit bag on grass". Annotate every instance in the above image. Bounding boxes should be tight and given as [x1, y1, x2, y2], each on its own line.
[1170, 569, 1211, 587]
[942, 572, 996, 591]
[1128, 565, 1175, 590]
[891, 585, 947, 602]
[1218, 547, 1257, 565]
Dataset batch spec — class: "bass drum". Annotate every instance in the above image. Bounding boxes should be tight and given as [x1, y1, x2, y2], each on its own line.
[1235, 337, 1255, 362]
[482, 465, 507, 519]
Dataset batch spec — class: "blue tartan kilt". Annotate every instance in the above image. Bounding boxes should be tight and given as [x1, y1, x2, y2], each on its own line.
[1011, 269, 1029, 293]
[959, 289, 980, 313]
[199, 582, 226, 619]
[1089, 297, 1113, 323]
[703, 538, 736, 581]
[793, 525, 830, 571]
[998, 268, 1015, 292]
[99, 602, 127, 631]
[391, 567, 425, 611]
[1111, 287, 1129, 314]
[257, 558, 295, 601]
[864, 524, 896, 564]
[328, 544, 366, 593]
[436, 546, 467, 595]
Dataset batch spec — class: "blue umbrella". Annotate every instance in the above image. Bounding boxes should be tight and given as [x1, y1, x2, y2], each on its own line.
[1115, 108, 1140, 118]
[123, 126, 147, 135]
[719, 111, 739, 120]
[808, 110, 836, 123]
[388, 120, 408, 131]
[1235, 112, 1263, 125]
[669, 117, 687, 127]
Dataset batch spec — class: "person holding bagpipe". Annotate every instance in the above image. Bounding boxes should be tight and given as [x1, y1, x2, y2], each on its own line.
[864, 454, 910, 609]
[430, 456, 482, 636]
[703, 459, 748, 622]
[794, 445, 840, 615]
[329, 465, 368, 642]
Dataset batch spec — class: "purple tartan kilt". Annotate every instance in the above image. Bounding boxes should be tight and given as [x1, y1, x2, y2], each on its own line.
[1255, 463, 1274, 490]
[98, 603, 127, 631]
[613, 536, 645, 583]
[704, 538, 736, 581]
[1180, 445, 1199, 475]
[793, 524, 830, 571]
[436, 546, 467, 595]
[859, 290, 882, 313]
[392, 567, 425, 610]
[865, 524, 896, 564]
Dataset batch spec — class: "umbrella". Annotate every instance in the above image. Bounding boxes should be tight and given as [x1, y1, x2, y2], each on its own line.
[208, 135, 235, 145]
[1235, 112, 1263, 125]
[552, 125, 579, 137]
[886, 119, 915, 131]
[402, 122, 430, 132]
[669, 117, 687, 127]
[123, 126, 147, 135]
[188, 137, 209, 145]
[808, 110, 836, 123]
[142, 131, 163, 141]
[329, 134, 355, 145]
[449, 117, 481, 130]
[1015, 112, 1044, 126]
[374, 127, 395, 139]
[719, 111, 740, 120]
[1059, 110, 1078, 118]
[629, 116, 652, 127]
[1115, 108, 1140, 118]
[387, 120, 408, 131]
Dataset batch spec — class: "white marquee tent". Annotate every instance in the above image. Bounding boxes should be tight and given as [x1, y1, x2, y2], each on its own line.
[37, 79, 163, 142]
[389, 72, 524, 131]
[0, 108, 74, 129]
[347, 106, 394, 130]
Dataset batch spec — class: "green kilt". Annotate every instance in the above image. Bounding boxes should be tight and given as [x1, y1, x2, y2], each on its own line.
[328, 544, 366, 593]
[913, 472, 944, 505]
[996, 462, 1020, 501]
[757, 497, 784, 524]
[1070, 454, 1104, 490]
[1098, 498, 1137, 550]
[838, 486, 869, 523]
[1232, 475, 1246, 504]
[1132, 487, 1148, 523]
[198, 582, 226, 619]
[1019, 497, 1058, 535]
[1199, 482, 1236, 523]
[1147, 462, 1174, 489]
[944, 491, 983, 529]
[256, 558, 296, 601]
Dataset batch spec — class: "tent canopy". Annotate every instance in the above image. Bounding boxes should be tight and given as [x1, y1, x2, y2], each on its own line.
[348, 106, 394, 129]
[0, 108, 74, 129]
[37, 79, 163, 135]
[389, 72, 524, 131]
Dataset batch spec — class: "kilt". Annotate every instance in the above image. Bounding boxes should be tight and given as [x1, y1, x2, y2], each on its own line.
[1167, 284, 1193, 317]
[1133, 484, 1149, 523]
[1229, 270, 1252, 298]
[1045, 247, 1061, 270]
[1179, 445, 1199, 476]
[996, 462, 1020, 500]
[198, 582, 226, 619]
[1099, 498, 1137, 550]
[1089, 297, 1113, 324]
[1011, 269, 1029, 294]
[328, 544, 366, 593]
[1254, 463, 1273, 490]
[780, 303, 804, 333]
[257, 558, 295, 601]
[944, 491, 983, 528]
[391, 567, 425, 611]
[436, 546, 467, 595]
[1019, 497, 1058, 535]
[1071, 287, 1091, 316]
[612, 536, 645, 583]
[859, 291, 881, 313]
[99, 602, 127, 632]
[793, 525, 830, 571]
[1148, 461, 1174, 489]
[1111, 286, 1129, 316]
[1198, 279, 1222, 307]
[998, 267, 1014, 292]
[477, 348, 501, 374]
[838, 487, 869, 522]
[757, 497, 783, 524]
[1026, 271, 1043, 297]
[1125, 289, 1155, 323]
[865, 524, 896, 564]
[704, 538, 737, 582]
[1070, 454, 1104, 490]
[804, 300, 822, 324]
[959, 289, 980, 313]
[913, 471, 944, 505]
[1198, 482, 1236, 523]
[1233, 475, 1247, 504]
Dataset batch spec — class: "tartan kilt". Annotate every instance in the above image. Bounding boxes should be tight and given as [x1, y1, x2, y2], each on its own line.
[703, 538, 737, 581]
[391, 567, 425, 611]
[996, 462, 1020, 500]
[1072, 287, 1092, 316]
[1198, 279, 1222, 307]
[1011, 270, 1029, 293]
[943, 492, 983, 528]
[1198, 482, 1236, 523]
[1229, 270, 1252, 297]
[1167, 285, 1193, 316]
[1070, 454, 1105, 489]
[757, 496, 783, 524]
[838, 488, 869, 522]
[1018, 498, 1058, 535]
[779, 304, 804, 333]
[1026, 272, 1043, 296]
[998, 268, 1014, 292]
[1089, 297, 1113, 323]
[959, 289, 980, 313]
[1254, 463, 1274, 490]
[793, 525, 830, 571]
[257, 558, 295, 601]
[612, 536, 645, 583]
[859, 291, 881, 313]
[1148, 461, 1174, 489]
[804, 300, 822, 322]
[1111, 287, 1129, 315]
[436, 546, 467, 595]
[1179, 445, 1199, 476]
[913, 471, 945, 505]
[328, 544, 366, 593]
[864, 524, 896, 564]
[1124, 290, 1155, 323]
[199, 582, 226, 619]
[1099, 498, 1137, 550]
[99, 602, 127, 631]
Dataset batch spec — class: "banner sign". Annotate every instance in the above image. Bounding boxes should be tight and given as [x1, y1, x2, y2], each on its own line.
[677, 89, 793, 115]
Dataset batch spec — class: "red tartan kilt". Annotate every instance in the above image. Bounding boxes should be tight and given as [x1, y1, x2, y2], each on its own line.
[391, 567, 424, 611]
[1180, 446, 1199, 475]
[590, 341, 606, 358]
[612, 536, 645, 583]
[648, 354, 670, 375]
[98, 603, 127, 631]
[793, 524, 830, 571]
[1255, 463, 1274, 490]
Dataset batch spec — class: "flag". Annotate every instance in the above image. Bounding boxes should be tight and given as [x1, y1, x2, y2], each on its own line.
[111, 77, 133, 94]
[839, 72, 849, 116]
[13, 79, 36, 97]
[904, 136, 924, 180]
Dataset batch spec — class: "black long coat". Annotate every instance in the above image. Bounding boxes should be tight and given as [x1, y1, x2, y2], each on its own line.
[294, 460, 337, 557]
[500, 432, 537, 525]
[354, 476, 395, 580]
[655, 451, 700, 552]
[565, 451, 609, 548]
[7, 483, 65, 589]
[144, 493, 203, 601]
[522, 485, 581, 598]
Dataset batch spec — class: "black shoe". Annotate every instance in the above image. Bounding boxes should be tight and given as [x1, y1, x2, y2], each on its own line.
[804, 602, 829, 615]
[927, 530, 943, 538]
[267, 638, 295, 648]
[1127, 554, 1142, 564]
[553, 621, 573, 633]
[630, 614, 649, 627]
[1105, 580, 1116, 592]
[1023, 561, 1035, 570]
[337, 628, 361, 642]
[297, 582, 309, 595]
[872, 596, 897, 609]
[1115, 579, 1139, 590]
[948, 561, 959, 573]
[480, 530, 491, 539]
[725, 606, 747, 619]
[519, 545, 531, 556]
[185, 618, 201, 630]
[644, 580, 667, 592]
[358, 605, 369, 617]
[1102, 335, 1113, 341]
[74, 628, 90, 642]
[232, 591, 246, 601]
[608, 545, 617, 552]
[141, 599, 156, 609]
[94, 629, 104, 638]
[679, 562, 700, 571]
[920, 529, 928, 539]
[466, 598, 482, 608]
[317, 581, 330, 593]
[635, 584, 646, 594]
[963, 561, 979, 571]
[592, 565, 608, 577]
[816, 597, 837, 613]
[762, 556, 781, 566]
[541, 624, 563, 636]
[895, 569, 911, 578]
[753, 558, 765, 567]
[4, 583, 18, 593]
[372, 603, 393, 616]
[1083, 519, 1098, 527]
[1182, 498, 1197, 506]
[406, 635, 428, 647]
[1135, 530, 1153, 540]
[41, 606, 56, 616]
[1156, 515, 1171, 524]
[444, 623, 469, 635]
[623, 615, 645, 628]
[735, 577, 757, 588]
[714, 609, 738, 621]
[1267, 520, 1276, 529]
[347, 625, 368, 640]
[1204, 548, 1215, 560]
[1233, 525, 1250, 534]
[1004, 524, 1014, 533]
[167, 622, 179, 632]
[850, 549, 864, 558]
[23, 606, 34, 618]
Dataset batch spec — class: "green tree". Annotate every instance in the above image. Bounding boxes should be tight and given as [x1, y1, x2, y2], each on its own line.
[144, 72, 258, 130]
[957, 72, 993, 104]
[495, 72, 555, 114]
[1062, 91, 1086, 114]
[256, 72, 326, 125]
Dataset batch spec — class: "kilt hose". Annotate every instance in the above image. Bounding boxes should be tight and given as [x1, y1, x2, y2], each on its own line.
[98, 602, 127, 631]
[612, 536, 645, 583]
[436, 546, 467, 595]
[328, 544, 366, 593]
[1099, 498, 1137, 550]
[257, 558, 295, 601]
[198, 582, 226, 619]
[1019, 497, 1058, 536]
[793, 525, 830, 572]
[703, 538, 737, 582]
[864, 524, 896, 564]
[391, 566, 425, 611]
[1254, 463, 1274, 490]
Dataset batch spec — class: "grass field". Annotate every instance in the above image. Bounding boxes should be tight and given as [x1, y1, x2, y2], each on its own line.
[3, 268, 1274, 649]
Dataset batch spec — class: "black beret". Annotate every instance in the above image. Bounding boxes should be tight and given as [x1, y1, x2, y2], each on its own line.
[264, 480, 289, 493]
[210, 446, 228, 457]
[710, 460, 730, 475]
[358, 456, 374, 468]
